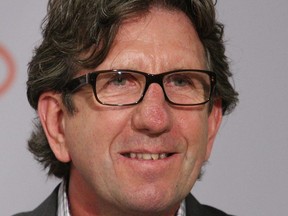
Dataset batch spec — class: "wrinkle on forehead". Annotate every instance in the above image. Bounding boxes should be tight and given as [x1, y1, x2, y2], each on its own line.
[98, 7, 207, 73]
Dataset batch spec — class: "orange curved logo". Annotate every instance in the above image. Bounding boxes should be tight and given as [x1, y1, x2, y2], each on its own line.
[0, 44, 16, 96]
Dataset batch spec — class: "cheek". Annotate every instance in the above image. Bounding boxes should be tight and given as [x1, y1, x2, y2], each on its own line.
[65, 115, 98, 165]
[64, 106, 131, 170]
[63, 114, 112, 191]
[177, 111, 209, 160]
[171, 111, 209, 191]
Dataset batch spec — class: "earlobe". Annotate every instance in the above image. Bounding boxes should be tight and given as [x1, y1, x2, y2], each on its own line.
[205, 100, 223, 161]
[38, 92, 71, 163]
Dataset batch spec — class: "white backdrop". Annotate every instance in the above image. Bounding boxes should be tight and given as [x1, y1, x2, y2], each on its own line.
[1, 1, 288, 215]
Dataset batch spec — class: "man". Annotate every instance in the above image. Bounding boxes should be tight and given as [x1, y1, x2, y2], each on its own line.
[15, 0, 238, 215]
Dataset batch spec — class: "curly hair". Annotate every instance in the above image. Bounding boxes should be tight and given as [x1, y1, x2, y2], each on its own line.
[27, 0, 238, 178]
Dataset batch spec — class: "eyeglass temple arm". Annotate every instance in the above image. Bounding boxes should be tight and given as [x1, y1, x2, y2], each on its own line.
[63, 74, 89, 93]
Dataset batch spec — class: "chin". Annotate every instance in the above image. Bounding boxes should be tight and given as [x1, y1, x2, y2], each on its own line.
[117, 185, 184, 215]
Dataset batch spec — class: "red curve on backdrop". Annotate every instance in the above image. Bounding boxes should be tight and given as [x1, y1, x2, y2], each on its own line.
[0, 44, 16, 96]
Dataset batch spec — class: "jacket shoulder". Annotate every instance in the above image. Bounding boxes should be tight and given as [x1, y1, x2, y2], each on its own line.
[12, 185, 59, 216]
[202, 204, 233, 215]
[185, 193, 234, 216]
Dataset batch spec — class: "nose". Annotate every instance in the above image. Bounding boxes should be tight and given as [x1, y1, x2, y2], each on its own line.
[131, 83, 172, 135]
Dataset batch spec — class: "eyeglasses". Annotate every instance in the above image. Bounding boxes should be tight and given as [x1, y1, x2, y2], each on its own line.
[63, 69, 216, 106]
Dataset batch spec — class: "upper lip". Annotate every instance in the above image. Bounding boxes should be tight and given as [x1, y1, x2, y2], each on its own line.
[119, 147, 177, 154]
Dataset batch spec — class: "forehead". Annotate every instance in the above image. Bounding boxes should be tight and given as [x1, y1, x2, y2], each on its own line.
[94, 7, 206, 72]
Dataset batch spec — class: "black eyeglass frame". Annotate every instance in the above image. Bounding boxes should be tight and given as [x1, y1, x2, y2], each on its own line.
[63, 69, 217, 106]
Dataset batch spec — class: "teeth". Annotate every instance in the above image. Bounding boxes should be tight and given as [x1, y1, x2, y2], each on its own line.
[128, 153, 169, 160]
[151, 154, 159, 160]
[130, 153, 137, 159]
[160, 153, 167, 159]
[142, 153, 151, 160]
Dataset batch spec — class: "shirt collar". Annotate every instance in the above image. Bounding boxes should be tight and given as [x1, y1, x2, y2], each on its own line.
[57, 181, 70, 216]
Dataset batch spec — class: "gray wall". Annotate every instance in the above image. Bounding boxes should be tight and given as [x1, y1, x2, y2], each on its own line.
[1, 1, 287, 215]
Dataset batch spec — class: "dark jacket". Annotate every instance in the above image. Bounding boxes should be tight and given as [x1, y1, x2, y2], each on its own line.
[14, 186, 232, 216]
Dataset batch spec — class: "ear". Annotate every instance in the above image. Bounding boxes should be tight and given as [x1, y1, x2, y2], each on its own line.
[205, 100, 223, 161]
[38, 92, 71, 163]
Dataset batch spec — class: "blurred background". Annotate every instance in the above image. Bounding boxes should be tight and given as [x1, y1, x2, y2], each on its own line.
[1, 1, 287, 215]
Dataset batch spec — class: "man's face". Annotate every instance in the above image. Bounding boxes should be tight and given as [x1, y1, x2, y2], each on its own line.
[57, 8, 221, 215]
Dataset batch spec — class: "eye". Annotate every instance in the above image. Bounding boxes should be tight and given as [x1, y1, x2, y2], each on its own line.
[109, 74, 128, 86]
[97, 72, 141, 94]
[172, 76, 190, 86]
[106, 73, 137, 87]
[166, 74, 193, 87]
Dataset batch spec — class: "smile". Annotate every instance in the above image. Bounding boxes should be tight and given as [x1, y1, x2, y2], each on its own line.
[122, 153, 174, 160]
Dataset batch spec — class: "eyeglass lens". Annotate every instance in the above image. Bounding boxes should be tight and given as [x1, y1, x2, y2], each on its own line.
[94, 71, 212, 106]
